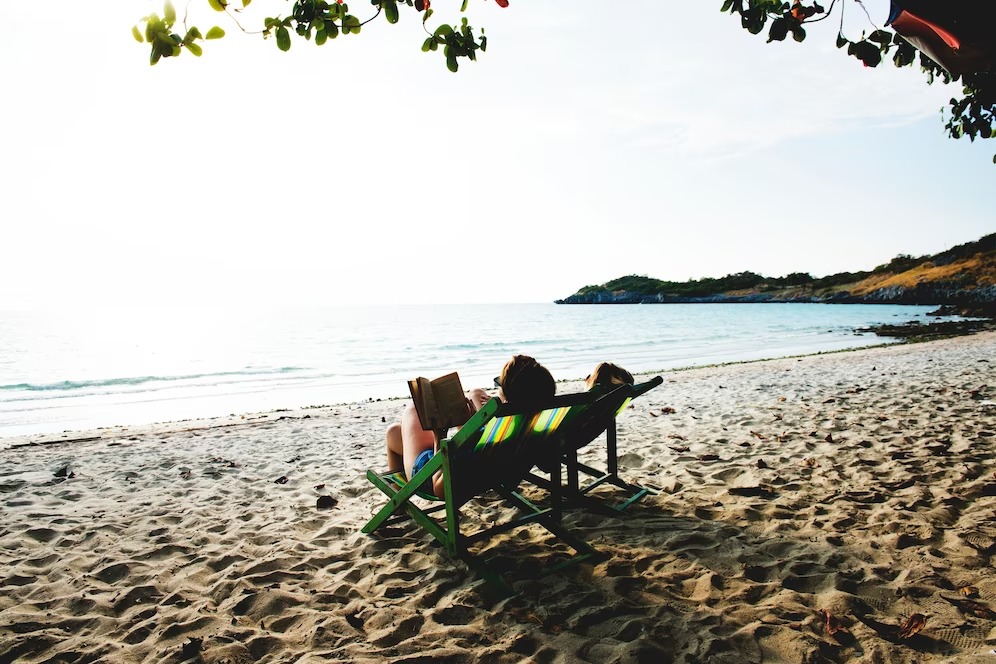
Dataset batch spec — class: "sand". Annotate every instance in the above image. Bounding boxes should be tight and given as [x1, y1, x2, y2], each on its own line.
[2, 332, 995, 663]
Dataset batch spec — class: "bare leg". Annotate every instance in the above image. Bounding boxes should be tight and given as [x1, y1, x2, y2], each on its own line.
[400, 404, 436, 480]
[386, 422, 404, 472]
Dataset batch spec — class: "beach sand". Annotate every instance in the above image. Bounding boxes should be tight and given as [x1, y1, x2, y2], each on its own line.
[2, 332, 995, 663]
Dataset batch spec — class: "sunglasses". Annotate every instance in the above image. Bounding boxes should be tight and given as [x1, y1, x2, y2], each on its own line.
[493, 376, 502, 389]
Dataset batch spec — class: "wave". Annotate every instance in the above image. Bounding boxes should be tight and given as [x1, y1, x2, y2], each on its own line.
[0, 367, 308, 393]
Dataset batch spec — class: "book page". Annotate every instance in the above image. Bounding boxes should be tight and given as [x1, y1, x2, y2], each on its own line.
[429, 372, 467, 430]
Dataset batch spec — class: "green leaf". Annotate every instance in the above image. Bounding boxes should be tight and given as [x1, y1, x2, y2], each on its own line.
[325, 21, 339, 38]
[791, 24, 806, 42]
[446, 52, 458, 72]
[460, 0, 468, 10]
[187, 42, 203, 56]
[868, 30, 891, 45]
[721, 0, 735, 11]
[423, 8, 433, 23]
[184, 27, 202, 42]
[421, 37, 433, 52]
[384, 0, 399, 24]
[242, 0, 251, 6]
[434, 24, 453, 38]
[836, 32, 847, 49]
[343, 15, 361, 34]
[164, 1, 176, 23]
[132, 25, 144, 42]
[276, 26, 291, 51]
[205, 26, 225, 39]
[767, 18, 787, 42]
[316, 29, 328, 45]
[207, 0, 226, 11]
[992, 154, 995, 164]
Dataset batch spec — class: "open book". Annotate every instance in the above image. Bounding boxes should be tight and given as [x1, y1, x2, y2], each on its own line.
[407, 372, 470, 432]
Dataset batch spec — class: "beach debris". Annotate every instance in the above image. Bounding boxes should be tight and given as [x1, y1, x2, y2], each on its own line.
[757, 459, 768, 469]
[958, 585, 980, 598]
[698, 453, 720, 461]
[661, 406, 676, 415]
[510, 607, 544, 625]
[824, 433, 834, 443]
[179, 468, 192, 480]
[381, 416, 386, 422]
[287, 455, 302, 463]
[943, 595, 996, 619]
[750, 430, 767, 441]
[669, 445, 690, 453]
[274, 476, 289, 484]
[315, 483, 326, 490]
[818, 609, 851, 637]
[823, 398, 837, 404]
[316, 495, 337, 510]
[668, 433, 687, 441]
[897, 613, 927, 639]
[804, 458, 818, 468]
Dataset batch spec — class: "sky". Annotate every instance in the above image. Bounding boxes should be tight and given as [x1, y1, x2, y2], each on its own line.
[0, 0, 992, 308]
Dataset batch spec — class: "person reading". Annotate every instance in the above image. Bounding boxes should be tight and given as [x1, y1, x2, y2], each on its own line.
[385, 355, 556, 498]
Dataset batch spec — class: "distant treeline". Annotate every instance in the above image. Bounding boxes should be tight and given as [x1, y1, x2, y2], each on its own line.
[574, 233, 995, 298]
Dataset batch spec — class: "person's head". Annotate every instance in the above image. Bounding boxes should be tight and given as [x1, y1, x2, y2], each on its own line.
[585, 362, 634, 390]
[496, 355, 555, 405]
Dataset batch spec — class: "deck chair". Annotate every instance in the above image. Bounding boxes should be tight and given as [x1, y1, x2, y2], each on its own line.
[527, 376, 664, 511]
[361, 388, 629, 591]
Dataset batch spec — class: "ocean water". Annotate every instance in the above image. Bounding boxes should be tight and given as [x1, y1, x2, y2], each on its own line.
[0, 303, 948, 439]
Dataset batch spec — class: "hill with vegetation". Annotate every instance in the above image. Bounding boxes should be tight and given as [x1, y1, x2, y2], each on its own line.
[557, 233, 996, 315]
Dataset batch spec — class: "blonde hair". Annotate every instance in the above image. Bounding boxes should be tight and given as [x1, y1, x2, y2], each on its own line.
[499, 355, 555, 405]
[585, 362, 633, 390]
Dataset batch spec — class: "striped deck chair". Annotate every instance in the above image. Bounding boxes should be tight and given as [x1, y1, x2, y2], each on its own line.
[528, 376, 664, 511]
[362, 389, 624, 591]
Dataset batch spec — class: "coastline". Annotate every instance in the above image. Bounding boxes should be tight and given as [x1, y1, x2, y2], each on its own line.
[2, 331, 996, 662]
[0, 302, 953, 441]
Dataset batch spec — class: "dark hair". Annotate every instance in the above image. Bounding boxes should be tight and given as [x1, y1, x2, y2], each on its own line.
[499, 355, 555, 405]
[586, 362, 634, 389]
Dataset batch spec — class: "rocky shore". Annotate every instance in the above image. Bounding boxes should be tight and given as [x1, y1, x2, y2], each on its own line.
[555, 285, 996, 316]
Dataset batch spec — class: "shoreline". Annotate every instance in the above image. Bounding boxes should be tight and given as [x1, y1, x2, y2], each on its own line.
[3, 332, 996, 662]
[0, 335, 944, 450]
[0, 302, 957, 441]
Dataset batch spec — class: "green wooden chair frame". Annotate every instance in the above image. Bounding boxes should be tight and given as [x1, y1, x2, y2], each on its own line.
[362, 388, 630, 591]
[527, 376, 664, 511]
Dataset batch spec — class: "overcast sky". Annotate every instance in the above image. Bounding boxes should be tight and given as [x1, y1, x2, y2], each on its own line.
[1, 0, 992, 309]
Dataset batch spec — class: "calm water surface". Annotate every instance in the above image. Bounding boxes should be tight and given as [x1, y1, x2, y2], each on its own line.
[0, 303, 946, 438]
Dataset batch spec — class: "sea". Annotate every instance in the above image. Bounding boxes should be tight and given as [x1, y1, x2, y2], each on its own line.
[0, 303, 951, 439]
